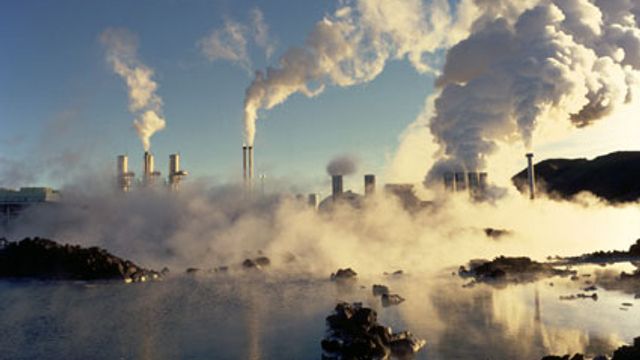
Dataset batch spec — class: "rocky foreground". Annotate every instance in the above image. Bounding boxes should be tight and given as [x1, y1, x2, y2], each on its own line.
[459, 256, 576, 284]
[0, 237, 160, 282]
[322, 302, 426, 359]
[541, 336, 640, 360]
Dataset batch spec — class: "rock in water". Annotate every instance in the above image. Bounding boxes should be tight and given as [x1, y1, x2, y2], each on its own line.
[0, 237, 159, 282]
[372, 284, 389, 296]
[381, 294, 405, 307]
[330, 268, 358, 281]
[321, 302, 426, 359]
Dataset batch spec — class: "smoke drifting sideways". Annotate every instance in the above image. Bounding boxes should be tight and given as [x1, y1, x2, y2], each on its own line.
[100, 28, 166, 152]
[241, 0, 478, 145]
[326, 155, 358, 176]
[427, 0, 640, 178]
[4, 170, 640, 278]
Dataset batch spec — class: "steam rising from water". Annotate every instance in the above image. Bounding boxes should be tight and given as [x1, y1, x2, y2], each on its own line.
[100, 28, 166, 151]
[5, 172, 640, 276]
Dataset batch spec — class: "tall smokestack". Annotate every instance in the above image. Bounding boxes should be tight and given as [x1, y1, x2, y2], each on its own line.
[454, 172, 467, 192]
[443, 172, 455, 192]
[248, 145, 254, 182]
[242, 145, 248, 183]
[168, 153, 188, 190]
[467, 172, 480, 194]
[526, 153, 535, 200]
[364, 174, 375, 196]
[332, 175, 343, 201]
[117, 155, 134, 192]
[308, 193, 319, 209]
[143, 151, 160, 186]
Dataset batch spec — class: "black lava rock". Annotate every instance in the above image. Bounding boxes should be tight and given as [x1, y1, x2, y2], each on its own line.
[0, 237, 159, 282]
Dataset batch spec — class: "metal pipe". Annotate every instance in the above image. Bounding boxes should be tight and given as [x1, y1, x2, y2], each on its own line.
[526, 153, 535, 200]
[364, 174, 375, 196]
[242, 145, 247, 182]
[332, 175, 343, 201]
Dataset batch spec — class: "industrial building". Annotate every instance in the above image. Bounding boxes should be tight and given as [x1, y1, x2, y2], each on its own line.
[0, 187, 60, 227]
[117, 152, 188, 192]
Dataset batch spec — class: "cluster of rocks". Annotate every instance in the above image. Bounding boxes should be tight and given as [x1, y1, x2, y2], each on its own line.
[242, 256, 271, 270]
[184, 256, 272, 275]
[331, 268, 358, 282]
[459, 256, 577, 284]
[483, 228, 511, 239]
[559, 239, 640, 265]
[0, 237, 159, 282]
[542, 336, 640, 360]
[321, 302, 426, 359]
[372, 284, 405, 308]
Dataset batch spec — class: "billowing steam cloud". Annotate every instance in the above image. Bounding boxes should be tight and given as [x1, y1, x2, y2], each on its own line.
[198, 8, 276, 72]
[100, 28, 166, 151]
[427, 0, 640, 177]
[242, 0, 477, 145]
[326, 155, 358, 176]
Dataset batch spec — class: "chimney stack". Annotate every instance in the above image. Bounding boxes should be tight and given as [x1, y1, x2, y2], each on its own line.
[308, 193, 319, 209]
[143, 151, 160, 186]
[242, 145, 248, 183]
[248, 145, 254, 182]
[168, 153, 188, 190]
[454, 172, 467, 192]
[364, 174, 375, 196]
[117, 155, 134, 192]
[332, 175, 343, 201]
[526, 153, 535, 200]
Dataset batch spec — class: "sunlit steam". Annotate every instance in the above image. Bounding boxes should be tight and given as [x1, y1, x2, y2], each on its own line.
[100, 28, 166, 151]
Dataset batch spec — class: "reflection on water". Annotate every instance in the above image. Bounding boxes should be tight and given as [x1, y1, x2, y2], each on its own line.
[0, 264, 637, 359]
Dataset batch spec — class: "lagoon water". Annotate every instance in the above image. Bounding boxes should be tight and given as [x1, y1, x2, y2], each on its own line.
[1, 264, 638, 360]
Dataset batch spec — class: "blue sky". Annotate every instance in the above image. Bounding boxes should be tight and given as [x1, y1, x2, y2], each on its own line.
[0, 0, 435, 192]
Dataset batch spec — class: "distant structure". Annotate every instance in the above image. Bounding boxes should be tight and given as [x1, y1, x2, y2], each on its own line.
[143, 151, 162, 187]
[332, 175, 344, 201]
[526, 153, 535, 200]
[0, 187, 60, 226]
[116, 152, 187, 192]
[443, 171, 488, 197]
[308, 193, 319, 209]
[168, 154, 188, 191]
[117, 155, 135, 192]
[364, 174, 376, 196]
[242, 144, 255, 189]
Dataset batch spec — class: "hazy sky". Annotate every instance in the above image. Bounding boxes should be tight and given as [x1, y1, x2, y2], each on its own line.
[0, 0, 434, 191]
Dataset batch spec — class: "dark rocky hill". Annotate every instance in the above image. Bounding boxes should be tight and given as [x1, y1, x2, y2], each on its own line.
[0, 237, 159, 282]
[512, 151, 640, 203]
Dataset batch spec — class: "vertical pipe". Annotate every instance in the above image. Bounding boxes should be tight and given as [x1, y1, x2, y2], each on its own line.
[248, 146, 254, 181]
[364, 174, 375, 196]
[443, 172, 455, 192]
[454, 172, 467, 192]
[526, 153, 535, 200]
[332, 175, 343, 201]
[242, 145, 247, 182]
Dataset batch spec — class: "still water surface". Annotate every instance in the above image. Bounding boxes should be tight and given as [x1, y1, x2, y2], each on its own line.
[0, 264, 638, 359]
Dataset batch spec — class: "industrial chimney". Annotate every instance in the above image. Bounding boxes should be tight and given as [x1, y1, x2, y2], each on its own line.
[248, 145, 254, 182]
[526, 153, 535, 200]
[117, 155, 134, 192]
[143, 151, 161, 186]
[168, 153, 188, 191]
[364, 174, 375, 196]
[242, 145, 248, 183]
[454, 172, 467, 192]
[332, 175, 343, 201]
[443, 172, 455, 192]
[467, 172, 480, 194]
[308, 193, 319, 209]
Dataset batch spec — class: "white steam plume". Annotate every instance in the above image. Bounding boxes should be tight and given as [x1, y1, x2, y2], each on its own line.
[100, 28, 166, 151]
[426, 0, 640, 179]
[242, 0, 478, 145]
[198, 8, 276, 72]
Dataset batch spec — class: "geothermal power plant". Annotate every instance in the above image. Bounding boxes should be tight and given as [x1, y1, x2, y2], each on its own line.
[117, 152, 188, 192]
[114, 145, 538, 206]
